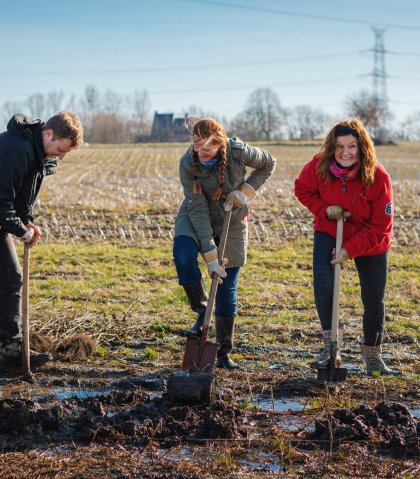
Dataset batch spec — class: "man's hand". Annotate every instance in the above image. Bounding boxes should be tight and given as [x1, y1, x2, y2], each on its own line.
[20, 223, 41, 248]
[203, 248, 227, 279]
[326, 205, 351, 221]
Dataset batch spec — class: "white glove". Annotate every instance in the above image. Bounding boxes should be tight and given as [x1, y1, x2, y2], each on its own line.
[223, 190, 248, 211]
[20, 228, 35, 243]
[207, 259, 227, 279]
[223, 183, 257, 211]
[202, 248, 227, 279]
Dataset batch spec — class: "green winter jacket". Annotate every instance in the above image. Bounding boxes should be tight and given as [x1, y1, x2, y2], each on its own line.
[174, 138, 276, 268]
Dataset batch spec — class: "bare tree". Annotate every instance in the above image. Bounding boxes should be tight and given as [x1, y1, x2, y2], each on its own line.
[287, 105, 333, 140]
[25, 93, 46, 118]
[80, 84, 101, 119]
[46, 90, 65, 117]
[399, 111, 420, 141]
[231, 88, 286, 140]
[0, 101, 25, 130]
[127, 89, 152, 137]
[103, 89, 123, 115]
[344, 89, 393, 142]
[86, 113, 127, 144]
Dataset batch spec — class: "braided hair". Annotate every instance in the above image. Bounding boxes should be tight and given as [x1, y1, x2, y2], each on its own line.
[190, 118, 229, 200]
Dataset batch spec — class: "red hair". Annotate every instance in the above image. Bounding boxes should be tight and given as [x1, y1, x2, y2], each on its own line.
[191, 118, 228, 200]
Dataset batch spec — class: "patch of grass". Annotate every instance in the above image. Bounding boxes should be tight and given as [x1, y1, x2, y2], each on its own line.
[142, 347, 158, 361]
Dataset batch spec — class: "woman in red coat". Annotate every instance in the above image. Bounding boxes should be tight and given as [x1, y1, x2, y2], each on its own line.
[294, 118, 401, 375]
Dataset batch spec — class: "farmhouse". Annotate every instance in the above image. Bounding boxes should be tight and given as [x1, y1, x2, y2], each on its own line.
[150, 112, 190, 142]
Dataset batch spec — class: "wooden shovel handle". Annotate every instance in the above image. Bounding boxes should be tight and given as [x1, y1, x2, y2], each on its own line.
[331, 218, 343, 344]
[22, 244, 31, 374]
[200, 209, 233, 344]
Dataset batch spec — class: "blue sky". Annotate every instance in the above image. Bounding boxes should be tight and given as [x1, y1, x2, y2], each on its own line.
[1, 0, 419, 123]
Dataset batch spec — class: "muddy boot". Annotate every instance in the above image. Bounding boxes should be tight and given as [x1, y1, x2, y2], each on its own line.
[215, 316, 240, 370]
[183, 280, 208, 338]
[0, 339, 52, 369]
[310, 329, 343, 369]
[360, 343, 402, 376]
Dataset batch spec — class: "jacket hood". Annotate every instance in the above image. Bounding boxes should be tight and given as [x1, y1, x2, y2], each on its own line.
[7, 114, 46, 163]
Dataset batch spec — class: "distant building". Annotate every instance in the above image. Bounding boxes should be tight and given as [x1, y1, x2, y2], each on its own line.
[150, 112, 190, 142]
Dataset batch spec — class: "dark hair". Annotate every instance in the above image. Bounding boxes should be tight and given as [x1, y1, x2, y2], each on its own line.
[316, 118, 377, 186]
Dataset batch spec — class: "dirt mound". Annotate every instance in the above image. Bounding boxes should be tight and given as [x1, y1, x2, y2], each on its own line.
[313, 401, 419, 457]
[53, 334, 96, 360]
[30, 333, 54, 353]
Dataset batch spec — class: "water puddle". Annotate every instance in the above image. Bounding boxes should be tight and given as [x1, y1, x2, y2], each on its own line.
[256, 397, 307, 413]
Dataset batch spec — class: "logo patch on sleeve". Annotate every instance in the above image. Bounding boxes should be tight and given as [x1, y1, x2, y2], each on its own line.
[385, 202, 393, 215]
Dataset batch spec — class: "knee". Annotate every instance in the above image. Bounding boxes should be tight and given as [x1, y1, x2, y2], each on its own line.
[173, 236, 198, 269]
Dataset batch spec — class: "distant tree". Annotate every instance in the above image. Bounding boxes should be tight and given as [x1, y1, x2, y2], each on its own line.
[286, 105, 332, 140]
[399, 111, 420, 141]
[231, 88, 286, 140]
[45, 90, 65, 117]
[103, 89, 123, 115]
[127, 89, 152, 137]
[0, 101, 24, 130]
[86, 113, 127, 144]
[25, 93, 46, 118]
[344, 89, 393, 142]
[80, 84, 101, 119]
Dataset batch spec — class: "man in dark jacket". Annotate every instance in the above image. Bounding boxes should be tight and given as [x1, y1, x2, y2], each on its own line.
[0, 110, 83, 368]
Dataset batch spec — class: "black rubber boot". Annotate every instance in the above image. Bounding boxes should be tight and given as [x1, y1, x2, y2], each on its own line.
[215, 316, 240, 369]
[0, 339, 52, 369]
[183, 280, 208, 338]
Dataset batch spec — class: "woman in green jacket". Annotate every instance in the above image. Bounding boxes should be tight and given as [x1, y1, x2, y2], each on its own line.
[173, 118, 276, 369]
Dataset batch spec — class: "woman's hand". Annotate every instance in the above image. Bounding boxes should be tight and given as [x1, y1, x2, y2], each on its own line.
[331, 247, 349, 268]
[223, 183, 256, 211]
[223, 189, 248, 211]
[326, 205, 351, 221]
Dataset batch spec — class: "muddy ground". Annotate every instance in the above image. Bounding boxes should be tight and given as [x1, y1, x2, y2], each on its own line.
[0, 337, 418, 479]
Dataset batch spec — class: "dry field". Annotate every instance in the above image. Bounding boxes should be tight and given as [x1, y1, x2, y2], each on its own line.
[0, 142, 419, 478]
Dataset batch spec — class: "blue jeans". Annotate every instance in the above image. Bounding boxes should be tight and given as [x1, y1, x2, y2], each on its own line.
[313, 231, 388, 346]
[173, 235, 240, 317]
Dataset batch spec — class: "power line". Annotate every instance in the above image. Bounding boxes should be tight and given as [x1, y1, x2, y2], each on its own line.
[149, 75, 364, 95]
[183, 0, 420, 31]
[0, 51, 367, 76]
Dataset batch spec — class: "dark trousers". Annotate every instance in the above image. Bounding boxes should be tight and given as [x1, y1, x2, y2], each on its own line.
[313, 231, 388, 346]
[173, 235, 240, 318]
[0, 231, 23, 342]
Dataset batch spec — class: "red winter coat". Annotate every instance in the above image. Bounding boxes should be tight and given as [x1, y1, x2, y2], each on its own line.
[294, 155, 393, 259]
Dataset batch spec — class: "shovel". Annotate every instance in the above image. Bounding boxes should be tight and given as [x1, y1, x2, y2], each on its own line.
[21, 244, 31, 375]
[181, 209, 232, 373]
[317, 218, 348, 382]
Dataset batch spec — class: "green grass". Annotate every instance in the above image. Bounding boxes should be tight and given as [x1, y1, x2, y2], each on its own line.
[23, 240, 418, 346]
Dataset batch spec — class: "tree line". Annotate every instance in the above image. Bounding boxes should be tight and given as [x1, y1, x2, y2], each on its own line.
[1, 84, 419, 142]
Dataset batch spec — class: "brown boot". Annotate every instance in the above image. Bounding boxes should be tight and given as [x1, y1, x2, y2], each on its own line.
[215, 316, 240, 369]
[183, 280, 208, 338]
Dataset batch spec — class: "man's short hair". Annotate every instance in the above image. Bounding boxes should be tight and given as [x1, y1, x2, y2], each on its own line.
[44, 110, 83, 147]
